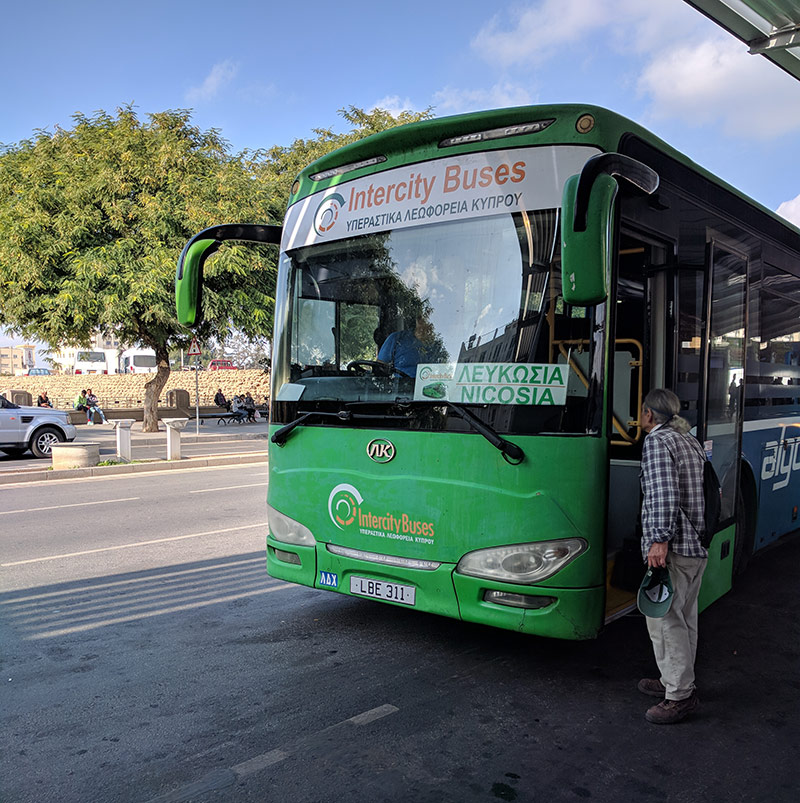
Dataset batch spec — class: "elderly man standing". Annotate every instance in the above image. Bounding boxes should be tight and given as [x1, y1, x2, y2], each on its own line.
[638, 388, 708, 725]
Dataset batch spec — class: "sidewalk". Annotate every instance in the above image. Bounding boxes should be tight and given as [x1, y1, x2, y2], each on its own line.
[0, 418, 270, 485]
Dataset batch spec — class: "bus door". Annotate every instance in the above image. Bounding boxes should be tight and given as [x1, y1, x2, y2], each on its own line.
[700, 243, 747, 564]
[605, 230, 671, 619]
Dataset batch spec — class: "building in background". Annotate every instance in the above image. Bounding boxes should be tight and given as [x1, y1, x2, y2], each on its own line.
[0, 344, 37, 375]
[49, 332, 122, 375]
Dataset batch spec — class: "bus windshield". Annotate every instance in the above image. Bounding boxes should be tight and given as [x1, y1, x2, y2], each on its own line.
[132, 354, 157, 368]
[273, 210, 602, 436]
[76, 351, 106, 363]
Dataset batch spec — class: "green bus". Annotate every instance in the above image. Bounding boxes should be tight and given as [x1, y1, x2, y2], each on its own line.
[176, 104, 800, 639]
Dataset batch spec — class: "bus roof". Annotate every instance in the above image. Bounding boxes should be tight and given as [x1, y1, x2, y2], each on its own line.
[294, 103, 800, 240]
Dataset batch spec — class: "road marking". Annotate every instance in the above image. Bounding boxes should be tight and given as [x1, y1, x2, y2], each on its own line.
[0, 496, 140, 516]
[145, 704, 398, 802]
[28, 582, 296, 638]
[189, 483, 265, 494]
[346, 704, 399, 725]
[3, 554, 267, 605]
[230, 749, 291, 777]
[1, 523, 264, 567]
[229, 704, 399, 778]
[0, 461, 268, 490]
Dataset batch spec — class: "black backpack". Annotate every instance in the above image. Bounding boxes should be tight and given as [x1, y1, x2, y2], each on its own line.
[699, 459, 722, 549]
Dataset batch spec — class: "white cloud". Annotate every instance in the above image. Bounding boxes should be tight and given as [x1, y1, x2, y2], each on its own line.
[472, 0, 609, 67]
[186, 60, 239, 103]
[777, 195, 800, 227]
[469, 0, 800, 140]
[471, 0, 700, 66]
[371, 95, 419, 116]
[638, 36, 800, 138]
[433, 82, 532, 115]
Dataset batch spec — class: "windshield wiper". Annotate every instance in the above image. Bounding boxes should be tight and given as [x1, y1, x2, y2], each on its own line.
[271, 406, 411, 446]
[271, 410, 352, 446]
[271, 402, 524, 464]
[442, 401, 525, 465]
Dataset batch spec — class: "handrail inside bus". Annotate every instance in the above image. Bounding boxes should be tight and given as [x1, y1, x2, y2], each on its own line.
[554, 338, 644, 445]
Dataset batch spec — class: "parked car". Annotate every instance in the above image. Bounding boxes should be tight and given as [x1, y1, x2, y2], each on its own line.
[26, 367, 51, 376]
[0, 394, 77, 458]
[208, 359, 237, 370]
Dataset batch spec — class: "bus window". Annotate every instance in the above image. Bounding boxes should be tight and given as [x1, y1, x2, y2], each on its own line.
[293, 298, 335, 367]
[276, 211, 599, 436]
[340, 303, 380, 365]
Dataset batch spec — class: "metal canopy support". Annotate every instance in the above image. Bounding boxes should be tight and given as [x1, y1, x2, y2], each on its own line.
[749, 23, 800, 52]
[684, 0, 800, 80]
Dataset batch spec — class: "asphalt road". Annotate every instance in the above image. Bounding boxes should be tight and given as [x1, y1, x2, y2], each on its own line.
[1, 466, 799, 803]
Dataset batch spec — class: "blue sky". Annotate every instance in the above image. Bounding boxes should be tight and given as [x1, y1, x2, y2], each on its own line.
[3, 0, 800, 351]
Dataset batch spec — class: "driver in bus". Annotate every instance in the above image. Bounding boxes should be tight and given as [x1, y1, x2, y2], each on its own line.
[377, 313, 439, 377]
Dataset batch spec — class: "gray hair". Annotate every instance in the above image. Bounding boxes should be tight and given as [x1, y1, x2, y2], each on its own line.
[643, 388, 691, 434]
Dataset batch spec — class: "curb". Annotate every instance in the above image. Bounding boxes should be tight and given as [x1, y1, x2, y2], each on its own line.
[0, 451, 268, 486]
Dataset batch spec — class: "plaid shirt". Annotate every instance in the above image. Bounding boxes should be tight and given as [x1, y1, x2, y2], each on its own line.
[640, 424, 708, 560]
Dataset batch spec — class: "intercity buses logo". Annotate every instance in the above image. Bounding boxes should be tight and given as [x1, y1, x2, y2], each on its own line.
[328, 483, 363, 530]
[327, 483, 435, 543]
[314, 192, 346, 236]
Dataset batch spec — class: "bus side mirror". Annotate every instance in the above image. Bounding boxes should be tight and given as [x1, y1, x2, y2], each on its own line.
[176, 239, 219, 326]
[175, 224, 283, 327]
[561, 153, 659, 307]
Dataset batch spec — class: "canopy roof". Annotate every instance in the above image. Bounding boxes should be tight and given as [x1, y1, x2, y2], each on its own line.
[685, 0, 800, 81]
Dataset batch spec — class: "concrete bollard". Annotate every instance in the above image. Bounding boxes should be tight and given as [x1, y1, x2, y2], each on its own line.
[114, 419, 136, 462]
[51, 442, 101, 470]
[163, 418, 189, 460]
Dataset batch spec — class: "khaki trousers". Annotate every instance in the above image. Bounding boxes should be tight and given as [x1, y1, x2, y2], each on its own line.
[645, 551, 707, 701]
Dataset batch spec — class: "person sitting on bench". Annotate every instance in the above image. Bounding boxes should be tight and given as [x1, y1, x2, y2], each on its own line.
[230, 394, 246, 422]
[214, 388, 230, 411]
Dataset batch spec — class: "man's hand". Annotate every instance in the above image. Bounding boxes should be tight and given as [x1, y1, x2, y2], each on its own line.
[647, 541, 669, 568]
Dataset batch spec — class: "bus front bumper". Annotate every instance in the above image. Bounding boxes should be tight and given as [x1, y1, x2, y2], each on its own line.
[267, 536, 604, 640]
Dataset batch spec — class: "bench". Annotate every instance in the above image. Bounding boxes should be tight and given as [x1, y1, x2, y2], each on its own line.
[197, 412, 248, 425]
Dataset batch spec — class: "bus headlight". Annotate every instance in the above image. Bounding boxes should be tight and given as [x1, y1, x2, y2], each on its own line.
[456, 538, 587, 584]
[267, 504, 317, 547]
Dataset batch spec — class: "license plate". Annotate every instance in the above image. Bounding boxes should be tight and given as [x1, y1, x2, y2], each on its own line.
[350, 576, 416, 606]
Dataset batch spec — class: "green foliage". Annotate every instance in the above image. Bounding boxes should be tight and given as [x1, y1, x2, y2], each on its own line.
[252, 105, 433, 210]
[0, 104, 433, 355]
[0, 107, 276, 352]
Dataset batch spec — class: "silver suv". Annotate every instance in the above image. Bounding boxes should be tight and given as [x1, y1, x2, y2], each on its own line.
[0, 395, 77, 458]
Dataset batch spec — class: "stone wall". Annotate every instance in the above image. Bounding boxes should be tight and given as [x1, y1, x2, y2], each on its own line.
[1, 369, 271, 410]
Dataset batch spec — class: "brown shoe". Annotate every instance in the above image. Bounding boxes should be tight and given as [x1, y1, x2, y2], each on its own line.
[638, 678, 666, 698]
[645, 693, 699, 724]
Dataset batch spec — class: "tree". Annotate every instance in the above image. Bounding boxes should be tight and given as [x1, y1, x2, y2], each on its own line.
[0, 107, 278, 429]
[215, 332, 269, 370]
[252, 106, 433, 206]
[0, 105, 432, 430]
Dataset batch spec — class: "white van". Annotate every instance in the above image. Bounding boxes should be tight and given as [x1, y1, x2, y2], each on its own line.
[74, 350, 109, 374]
[119, 348, 157, 374]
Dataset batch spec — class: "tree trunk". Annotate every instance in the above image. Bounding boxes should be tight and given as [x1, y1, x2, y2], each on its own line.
[142, 345, 171, 433]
